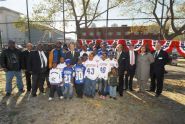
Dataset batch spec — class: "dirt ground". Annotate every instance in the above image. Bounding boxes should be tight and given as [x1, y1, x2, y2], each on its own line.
[0, 61, 185, 124]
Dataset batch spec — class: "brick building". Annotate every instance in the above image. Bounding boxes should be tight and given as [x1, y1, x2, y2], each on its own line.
[80, 25, 163, 40]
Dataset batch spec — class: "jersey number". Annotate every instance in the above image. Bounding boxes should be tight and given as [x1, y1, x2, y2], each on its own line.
[64, 75, 71, 83]
[76, 71, 83, 80]
[100, 67, 106, 73]
[87, 68, 94, 75]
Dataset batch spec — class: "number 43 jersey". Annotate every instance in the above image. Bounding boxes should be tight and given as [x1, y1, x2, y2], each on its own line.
[73, 64, 86, 84]
[83, 59, 98, 80]
[98, 59, 111, 80]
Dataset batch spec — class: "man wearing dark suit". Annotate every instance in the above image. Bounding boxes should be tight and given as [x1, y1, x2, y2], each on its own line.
[116, 44, 129, 96]
[27, 43, 48, 97]
[22, 43, 33, 92]
[150, 43, 169, 97]
[125, 44, 137, 91]
[65, 42, 80, 65]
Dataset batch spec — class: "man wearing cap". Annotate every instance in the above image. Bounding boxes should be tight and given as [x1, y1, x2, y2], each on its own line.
[0, 40, 24, 96]
[125, 44, 137, 91]
[150, 43, 169, 97]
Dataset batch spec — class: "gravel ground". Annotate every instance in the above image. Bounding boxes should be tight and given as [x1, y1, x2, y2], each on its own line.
[0, 64, 185, 124]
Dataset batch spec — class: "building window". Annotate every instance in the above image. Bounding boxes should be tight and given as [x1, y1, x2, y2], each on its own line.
[89, 32, 94, 36]
[96, 32, 101, 36]
[116, 32, 121, 36]
[134, 32, 139, 35]
[108, 32, 113, 36]
[82, 32, 86, 36]
[125, 32, 130, 35]
[144, 32, 148, 35]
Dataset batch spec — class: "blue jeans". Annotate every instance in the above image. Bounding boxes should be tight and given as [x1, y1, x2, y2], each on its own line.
[62, 84, 73, 99]
[109, 86, 117, 97]
[5, 71, 24, 93]
[84, 78, 97, 97]
[98, 78, 108, 96]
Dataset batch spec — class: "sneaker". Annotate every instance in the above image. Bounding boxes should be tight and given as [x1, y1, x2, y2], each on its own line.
[102, 96, 106, 100]
[60, 96, 64, 99]
[99, 95, 103, 99]
[32, 94, 37, 97]
[109, 96, 112, 99]
[113, 97, 117, 100]
[48, 97, 53, 101]
[41, 91, 46, 95]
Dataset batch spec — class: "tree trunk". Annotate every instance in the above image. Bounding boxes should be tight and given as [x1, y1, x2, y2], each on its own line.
[76, 22, 81, 40]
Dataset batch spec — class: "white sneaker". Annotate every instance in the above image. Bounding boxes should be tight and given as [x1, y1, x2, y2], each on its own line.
[48, 97, 53, 101]
[60, 96, 64, 99]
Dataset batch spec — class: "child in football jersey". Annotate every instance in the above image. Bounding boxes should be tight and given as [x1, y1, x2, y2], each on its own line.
[83, 52, 98, 98]
[74, 58, 86, 98]
[108, 67, 119, 100]
[48, 62, 63, 101]
[62, 59, 74, 99]
[108, 51, 118, 68]
[98, 52, 110, 99]
[57, 57, 66, 72]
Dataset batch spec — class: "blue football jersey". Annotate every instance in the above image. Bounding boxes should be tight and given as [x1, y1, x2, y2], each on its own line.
[62, 67, 74, 84]
[74, 64, 86, 84]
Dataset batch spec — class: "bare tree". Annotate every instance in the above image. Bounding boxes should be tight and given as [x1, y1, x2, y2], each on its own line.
[119, 0, 185, 40]
[32, 0, 128, 39]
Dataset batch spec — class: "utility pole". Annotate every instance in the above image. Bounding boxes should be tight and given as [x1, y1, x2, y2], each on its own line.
[26, 0, 31, 42]
[63, 0, 66, 43]
[106, 0, 109, 40]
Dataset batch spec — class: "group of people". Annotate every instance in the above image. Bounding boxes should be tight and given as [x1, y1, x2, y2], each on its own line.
[0, 39, 169, 101]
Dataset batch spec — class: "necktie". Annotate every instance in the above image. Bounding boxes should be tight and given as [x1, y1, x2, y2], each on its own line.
[40, 51, 45, 68]
[72, 51, 74, 57]
[155, 51, 158, 58]
[117, 52, 120, 59]
[130, 51, 135, 65]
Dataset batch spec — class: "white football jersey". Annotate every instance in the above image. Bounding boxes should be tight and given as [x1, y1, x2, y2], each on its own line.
[80, 51, 90, 57]
[108, 58, 118, 68]
[98, 59, 111, 80]
[49, 68, 62, 84]
[57, 63, 66, 72]
[83, 59, 98, 80]
[93, 55, 101, 63]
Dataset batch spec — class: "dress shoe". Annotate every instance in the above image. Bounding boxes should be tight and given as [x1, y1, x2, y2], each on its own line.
[32, 94, 37, 97]
[155, 94, 160, 97]
[6, 92, 11, 97]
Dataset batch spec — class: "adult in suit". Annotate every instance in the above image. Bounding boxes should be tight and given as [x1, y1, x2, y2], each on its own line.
[150, 43, 169, 97]
[116, 44, 129, 96]
[22, 43, 33, 92]
[125, 44, 137, 91]
[65, 42, 80, 65]
[27, 43, 48, 97]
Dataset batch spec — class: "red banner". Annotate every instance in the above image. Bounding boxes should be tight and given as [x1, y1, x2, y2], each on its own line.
[79, 39, 185, 57]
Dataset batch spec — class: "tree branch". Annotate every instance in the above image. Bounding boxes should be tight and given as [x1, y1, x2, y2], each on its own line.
[170, 0, 178, 32]
[80, 2, 120, 26]
[153, 0, 161, 26]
